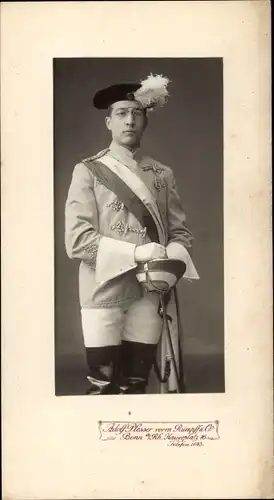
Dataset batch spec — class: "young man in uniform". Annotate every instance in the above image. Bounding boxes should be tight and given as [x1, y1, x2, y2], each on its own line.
[65, 75, 199, 395]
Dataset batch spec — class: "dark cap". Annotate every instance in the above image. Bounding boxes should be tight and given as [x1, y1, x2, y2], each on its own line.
[93, 83, 142, 109]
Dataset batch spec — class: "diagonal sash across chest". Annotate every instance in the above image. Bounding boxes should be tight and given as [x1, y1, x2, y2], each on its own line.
[83, 154, 166, 245]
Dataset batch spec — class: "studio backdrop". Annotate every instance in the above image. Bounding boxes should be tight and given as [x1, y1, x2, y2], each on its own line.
[54, 58, 224, 395]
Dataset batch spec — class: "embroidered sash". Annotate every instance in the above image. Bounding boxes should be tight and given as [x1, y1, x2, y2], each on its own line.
[103, 153, 166, 240]
[83, 157, 164, 244]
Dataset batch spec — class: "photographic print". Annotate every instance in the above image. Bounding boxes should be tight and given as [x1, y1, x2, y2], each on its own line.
[54, 58, 224, 396]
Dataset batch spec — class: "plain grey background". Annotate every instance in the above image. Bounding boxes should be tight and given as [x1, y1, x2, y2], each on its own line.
[54, 58, 224, 395]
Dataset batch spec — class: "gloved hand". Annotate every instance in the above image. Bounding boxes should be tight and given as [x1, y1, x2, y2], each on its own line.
[134, 242, 167, 263]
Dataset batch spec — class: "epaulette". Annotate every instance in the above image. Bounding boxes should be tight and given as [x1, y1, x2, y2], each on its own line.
[83, 148, 109, 163]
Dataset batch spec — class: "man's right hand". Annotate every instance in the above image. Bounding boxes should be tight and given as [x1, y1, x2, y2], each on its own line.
[134, 243, 167, 263]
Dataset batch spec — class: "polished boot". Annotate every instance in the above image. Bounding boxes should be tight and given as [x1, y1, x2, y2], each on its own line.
[85, 345, 121, 395]
[120, 340, 157, 394]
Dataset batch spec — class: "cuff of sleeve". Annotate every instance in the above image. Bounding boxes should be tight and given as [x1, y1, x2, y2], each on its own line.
[95, 236, 137, 283]
[166, 241, 200, 280]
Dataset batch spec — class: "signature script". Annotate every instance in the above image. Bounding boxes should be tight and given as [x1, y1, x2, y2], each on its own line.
[98, 421, 220, 447]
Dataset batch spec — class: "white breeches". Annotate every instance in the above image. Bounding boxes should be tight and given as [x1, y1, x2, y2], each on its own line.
[81, 292, 163, 347]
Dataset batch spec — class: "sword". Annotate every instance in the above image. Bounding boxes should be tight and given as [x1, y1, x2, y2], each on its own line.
[136, 258, 187, 394]
[158, 288, 185, 393]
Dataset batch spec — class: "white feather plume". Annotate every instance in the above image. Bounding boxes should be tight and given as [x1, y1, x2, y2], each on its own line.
[134, 73, 171, 111]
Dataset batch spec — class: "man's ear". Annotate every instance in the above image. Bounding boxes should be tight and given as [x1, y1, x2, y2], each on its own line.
[143, 114, 148, 130]
[105, 116, 112, 131]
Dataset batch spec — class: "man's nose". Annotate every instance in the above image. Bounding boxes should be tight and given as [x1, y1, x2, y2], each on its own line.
[125, 113, 135, 126]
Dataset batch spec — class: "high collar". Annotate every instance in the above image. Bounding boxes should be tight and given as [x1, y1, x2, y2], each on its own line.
[109, 141, 143, 163]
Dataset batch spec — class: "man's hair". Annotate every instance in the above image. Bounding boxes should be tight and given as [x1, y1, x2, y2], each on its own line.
[106, 104, 148, 119]
[107, 105, 113, 117]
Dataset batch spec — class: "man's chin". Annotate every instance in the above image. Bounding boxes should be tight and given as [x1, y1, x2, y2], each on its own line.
[120, 137, 139, 147]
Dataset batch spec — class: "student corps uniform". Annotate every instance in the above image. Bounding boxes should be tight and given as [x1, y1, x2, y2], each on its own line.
[65, 140, 198, 395]
[65, 78, 199, 394]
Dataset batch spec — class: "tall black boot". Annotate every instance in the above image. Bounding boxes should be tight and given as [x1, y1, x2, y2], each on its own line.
[120, 341, 157, 394]
[85, 345, 121, 395]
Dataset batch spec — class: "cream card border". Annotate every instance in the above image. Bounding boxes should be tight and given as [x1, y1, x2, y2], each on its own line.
[1, 1, 272, 498]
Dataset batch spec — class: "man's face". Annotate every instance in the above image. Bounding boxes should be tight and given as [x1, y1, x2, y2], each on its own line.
[105, 100, 147, 149]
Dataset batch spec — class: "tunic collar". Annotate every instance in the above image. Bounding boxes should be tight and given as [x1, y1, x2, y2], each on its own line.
[108, 141, 144, 165]
[107, 141, 160, 174]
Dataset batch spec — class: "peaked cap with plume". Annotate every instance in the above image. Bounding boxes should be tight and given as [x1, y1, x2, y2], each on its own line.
[93, 74, 171, 112]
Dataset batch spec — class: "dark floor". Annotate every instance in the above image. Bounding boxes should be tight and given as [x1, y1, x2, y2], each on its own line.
[55, 353, 225, 396]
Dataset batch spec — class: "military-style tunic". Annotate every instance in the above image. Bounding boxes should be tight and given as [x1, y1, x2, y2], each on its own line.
[65, 142, 198, 310]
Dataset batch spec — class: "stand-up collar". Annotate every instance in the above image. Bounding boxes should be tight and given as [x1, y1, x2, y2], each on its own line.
[109, 141, 144, 164]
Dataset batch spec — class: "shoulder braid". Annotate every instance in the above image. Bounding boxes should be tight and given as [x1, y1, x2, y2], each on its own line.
[83, 148, 110, 163]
